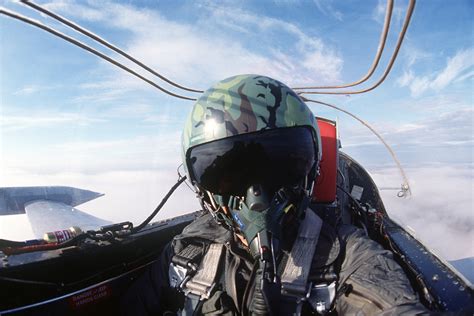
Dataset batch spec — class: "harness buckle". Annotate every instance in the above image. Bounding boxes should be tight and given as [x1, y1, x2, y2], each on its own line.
[203, 282, 217, 300]
[175, 243, 224, 301]
[169, 263, 189, 288]
[307, 281, 337, 314]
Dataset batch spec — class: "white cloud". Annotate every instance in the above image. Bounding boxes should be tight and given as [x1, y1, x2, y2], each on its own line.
[396, 45, 432, 88]
[42, 1, 343, 88]
[313, 0, 343, 21]
[53, 139, 133, 152]
[72, 87, 128, 104]
[143, 114, 176, 124]
[13, 85, 41, 95]
[0, 215, 36, 241]
[13, 84, 60, 96]
[340, 106, 472, 147]
[374, 90, 470, 113]
[431, 49, 474, 90]
[454, 70, 474, 83]
[0, 113, 106, 132]
[2, 132, 183, 175]
[372, 0, 385, 24]
[404, 45, 432, 69]
[42, 1, 106, 21]
[398, 48, 474, 97]
[373, 165, 474, 261]
[391, 108, 473, 146]
[372, 0, 405, 27]
[335, 105, 472, 175]
[206, 5, 343, 83]
[53, 133, 181, 153]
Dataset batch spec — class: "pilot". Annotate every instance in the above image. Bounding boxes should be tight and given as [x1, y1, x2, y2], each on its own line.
[124, 75, 427, 315]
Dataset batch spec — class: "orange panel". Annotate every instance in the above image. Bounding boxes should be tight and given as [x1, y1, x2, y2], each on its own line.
[312, 119, 337, 203]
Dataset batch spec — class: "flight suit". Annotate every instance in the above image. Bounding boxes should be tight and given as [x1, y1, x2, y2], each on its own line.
[123, 211, 428, 315]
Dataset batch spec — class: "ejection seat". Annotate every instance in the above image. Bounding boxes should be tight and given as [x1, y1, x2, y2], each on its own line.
[310, 118, 340, 225]
[312, 118, 338, 204]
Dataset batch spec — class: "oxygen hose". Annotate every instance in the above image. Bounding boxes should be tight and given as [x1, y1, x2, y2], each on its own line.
[132, 176, 187, 233]
[250, 235, 280, 316]
[251, 266, 270, 315]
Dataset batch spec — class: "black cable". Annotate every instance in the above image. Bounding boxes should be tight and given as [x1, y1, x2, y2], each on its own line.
[0, 8, 197, 101]
[337, 185, 370, 229]
[0, 276, 59, 288]
[20, 0, 203, 94]
[177, 164, 196, 193]
[132, 176, 187, 233]
[337, 185, 363, 210]
[241, 260, 259, 315]
[0, 239, 27, 248]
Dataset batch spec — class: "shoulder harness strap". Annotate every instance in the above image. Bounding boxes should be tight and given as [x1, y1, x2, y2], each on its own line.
[280, 209, 337, 314]
[169, 242, 225, 299]
[281, 208, 322, 297]
[184, 243, 224, 299]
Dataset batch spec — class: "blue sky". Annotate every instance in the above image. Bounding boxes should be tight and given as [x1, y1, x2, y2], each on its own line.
[0, 1, 473, 262]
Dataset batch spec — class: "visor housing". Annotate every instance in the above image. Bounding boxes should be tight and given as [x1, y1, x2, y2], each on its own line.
[187, 127, 316, 196]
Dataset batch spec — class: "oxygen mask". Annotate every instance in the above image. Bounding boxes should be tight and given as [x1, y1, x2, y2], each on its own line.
[228, 184, 308, 315]
[227, 185, 285, 256]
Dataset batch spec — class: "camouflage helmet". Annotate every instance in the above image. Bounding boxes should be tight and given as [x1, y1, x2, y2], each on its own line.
[182, 74, 322, 193]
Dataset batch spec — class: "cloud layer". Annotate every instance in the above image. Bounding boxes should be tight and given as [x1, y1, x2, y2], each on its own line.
[373, 165, 473, 260]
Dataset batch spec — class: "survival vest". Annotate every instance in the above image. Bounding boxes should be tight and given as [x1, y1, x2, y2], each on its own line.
[166, 209, 341, 315]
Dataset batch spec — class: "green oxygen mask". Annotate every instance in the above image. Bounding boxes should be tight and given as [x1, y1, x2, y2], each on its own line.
[228, 184, 293, 258]
[227, 184, 309, 315]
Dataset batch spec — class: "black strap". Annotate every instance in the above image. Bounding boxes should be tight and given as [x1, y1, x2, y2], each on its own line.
[172, 243, 205, 268]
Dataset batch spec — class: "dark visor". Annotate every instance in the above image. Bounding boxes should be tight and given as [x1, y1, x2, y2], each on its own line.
[187, 127, 316, 196]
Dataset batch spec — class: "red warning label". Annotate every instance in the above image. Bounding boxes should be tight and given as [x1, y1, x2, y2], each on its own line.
[69, 284, 111, 309]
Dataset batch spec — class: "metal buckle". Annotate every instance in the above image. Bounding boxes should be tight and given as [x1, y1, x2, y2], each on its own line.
[203, 282, 217, 300]
[307, 281, 337, 314]
[182, 281, 216, 301]
[169, 263, 188, 288]
[281, 282, 313, 316]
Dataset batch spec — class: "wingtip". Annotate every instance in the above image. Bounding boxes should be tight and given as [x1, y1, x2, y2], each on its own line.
[0, 186, 104, 215]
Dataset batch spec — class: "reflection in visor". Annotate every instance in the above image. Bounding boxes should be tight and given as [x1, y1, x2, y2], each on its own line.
[187, 127, 316, 196]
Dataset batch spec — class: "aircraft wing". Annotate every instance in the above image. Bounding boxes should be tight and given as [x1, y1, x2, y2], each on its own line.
[0, 186, 110, 239]
[25, 200, 112, 238]
[0, 186, 103, 215]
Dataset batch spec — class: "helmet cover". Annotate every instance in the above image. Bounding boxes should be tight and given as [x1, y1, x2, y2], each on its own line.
[182, 74, 322, 186]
